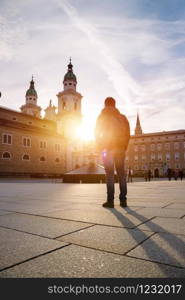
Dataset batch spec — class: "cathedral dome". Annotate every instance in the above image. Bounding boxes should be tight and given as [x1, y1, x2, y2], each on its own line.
[63, 60, 77, 83]
[64, 71, 77, 82]
[26, 78, 37, 97]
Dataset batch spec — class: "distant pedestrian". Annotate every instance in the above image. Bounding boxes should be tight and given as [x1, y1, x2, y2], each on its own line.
[127, 167, 133, 183]
[178, 170, 183, 181]
[148, 169, 152, 181]
[95, 97, 130, 208]
[167, 168, 172, 181]
[174, 170, 178, 180]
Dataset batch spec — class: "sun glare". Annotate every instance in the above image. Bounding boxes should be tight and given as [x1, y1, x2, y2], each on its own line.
[75, 117, 96, 141]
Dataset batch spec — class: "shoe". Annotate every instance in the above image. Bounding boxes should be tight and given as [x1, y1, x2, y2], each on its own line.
[102, 202, 114, 208]
[120, 201, 127, 207]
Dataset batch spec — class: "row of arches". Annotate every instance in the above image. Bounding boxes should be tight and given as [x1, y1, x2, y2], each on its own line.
[1, 152, 62, 163]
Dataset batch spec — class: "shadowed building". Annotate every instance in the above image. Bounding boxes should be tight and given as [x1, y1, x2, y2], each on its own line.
[0, 105, 66, 177]
[126, 114, 185, 177]
[0, 60, 84, 177]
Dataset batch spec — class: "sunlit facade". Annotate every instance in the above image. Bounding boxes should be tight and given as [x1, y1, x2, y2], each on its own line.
[0, 60, 85, 176]
[125, 115, 185, 177]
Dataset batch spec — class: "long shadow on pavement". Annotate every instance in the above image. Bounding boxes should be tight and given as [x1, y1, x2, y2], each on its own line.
[109, 207, 185, 277]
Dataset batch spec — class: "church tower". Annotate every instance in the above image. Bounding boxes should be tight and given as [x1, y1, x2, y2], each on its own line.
[20, 77, 41, 118]
[135, 113, 143, 135]
[57, 59, 83, 138]
[44, 100, 57, 121]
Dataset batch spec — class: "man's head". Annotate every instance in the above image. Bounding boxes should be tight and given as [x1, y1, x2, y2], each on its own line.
[104, 97, 116, 107]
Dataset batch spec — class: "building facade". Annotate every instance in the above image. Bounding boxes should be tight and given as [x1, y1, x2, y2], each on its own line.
[0, 60, 84, 176]
[125, 115, 185, 177]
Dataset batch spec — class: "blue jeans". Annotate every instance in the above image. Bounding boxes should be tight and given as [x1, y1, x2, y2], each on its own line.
[102, 149, 127, 202]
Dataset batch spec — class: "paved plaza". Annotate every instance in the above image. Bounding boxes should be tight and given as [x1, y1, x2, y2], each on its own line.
[0, 178, 185, 278]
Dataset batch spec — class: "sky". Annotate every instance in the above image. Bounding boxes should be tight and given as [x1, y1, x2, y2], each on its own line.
[0, 0, 185, 138]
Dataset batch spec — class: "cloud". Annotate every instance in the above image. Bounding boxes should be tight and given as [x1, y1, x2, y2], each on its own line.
[56, 0, 142, 109]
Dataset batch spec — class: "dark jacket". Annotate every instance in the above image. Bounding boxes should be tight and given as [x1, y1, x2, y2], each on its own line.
[95, 106, 130, 151]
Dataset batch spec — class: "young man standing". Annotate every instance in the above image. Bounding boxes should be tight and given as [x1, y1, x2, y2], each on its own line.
[95, 97, 130, 208]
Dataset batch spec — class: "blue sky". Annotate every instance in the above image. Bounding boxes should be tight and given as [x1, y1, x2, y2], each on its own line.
[0, 0, 185, 136]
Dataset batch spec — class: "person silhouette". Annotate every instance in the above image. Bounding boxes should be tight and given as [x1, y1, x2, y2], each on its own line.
[95, 97, 130, 208]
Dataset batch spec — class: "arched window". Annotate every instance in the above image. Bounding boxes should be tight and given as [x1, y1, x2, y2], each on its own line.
[74, 102, 77, 110]
[2, 152, 11, 159]
[40, 156, 46, 162]
[63, 102, 66, 110]
[55, 158, 60, 163]
[23, 154, 30, 161]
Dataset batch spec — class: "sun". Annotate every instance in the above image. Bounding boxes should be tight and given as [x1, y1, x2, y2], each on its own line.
[75, 117, 96, 141]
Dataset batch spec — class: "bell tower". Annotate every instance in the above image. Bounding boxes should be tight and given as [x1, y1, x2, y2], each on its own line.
[57, 59, 83, 138]
[20, 76, 41, 118]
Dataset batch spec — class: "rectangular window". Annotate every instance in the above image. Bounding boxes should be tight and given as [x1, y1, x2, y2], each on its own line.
[166, 153, 170, 161]
[165, 143, 170, 150]
[151, 154, 155, 161]
[134, 145, 138, 152]
[141, 145, 146, 151]
[55, 144, 61, 152]
[22, 137, 31, 147]
[40, 141, 47, 149]
[174, 142, 179, 150]
[2, 134, 12, 145]
[158, 153, 162, 161]
[157, 143, 162, 151]
[134, 155, 138, 161]
[151, 144, 155, 151]
[175, 152, 179, 160]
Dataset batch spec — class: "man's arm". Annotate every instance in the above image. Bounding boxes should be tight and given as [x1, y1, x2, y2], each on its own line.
[122, 115, 130, 150]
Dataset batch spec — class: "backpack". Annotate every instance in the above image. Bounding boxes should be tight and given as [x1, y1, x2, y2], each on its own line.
[97, 114, 130, 150]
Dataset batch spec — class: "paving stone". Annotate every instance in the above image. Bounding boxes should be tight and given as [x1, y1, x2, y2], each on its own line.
[58, 225, 153, 254]
[44, 208, 151, 228]
[133, 207, 184, 218]
[1, 244, 184, 278]
[128, 232, 185, 268]
[0, 227, 68, 270]
[0, 213, 92, 238]
[138, 217, 185, 235]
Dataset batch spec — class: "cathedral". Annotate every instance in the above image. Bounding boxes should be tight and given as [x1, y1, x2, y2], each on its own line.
[0, 60, 85, 177]
[0, 60, 185, 177]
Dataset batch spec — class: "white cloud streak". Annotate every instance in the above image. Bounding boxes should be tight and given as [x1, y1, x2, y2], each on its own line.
[56, 0, 142, 109]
